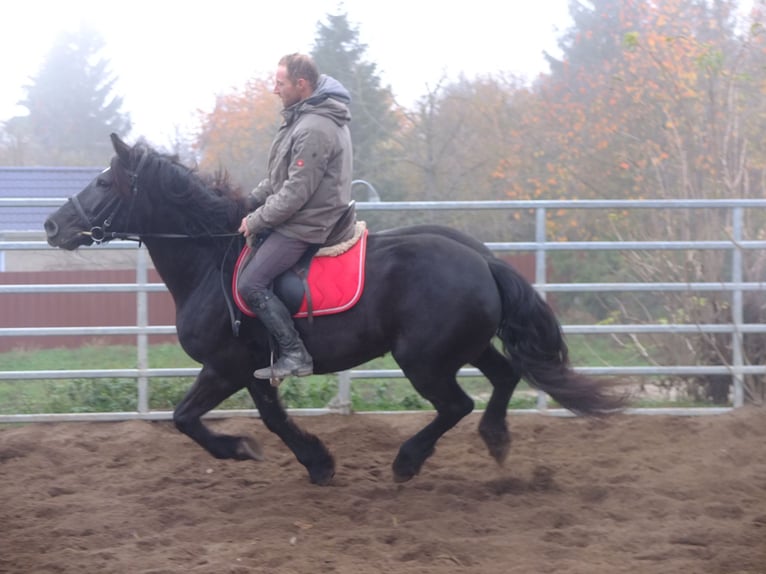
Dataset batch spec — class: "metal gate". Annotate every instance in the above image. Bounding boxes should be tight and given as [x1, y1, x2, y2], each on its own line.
[1, 197, 765, 422]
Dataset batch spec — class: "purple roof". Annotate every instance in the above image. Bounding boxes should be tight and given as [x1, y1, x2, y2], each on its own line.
[0, 167, 101, 232]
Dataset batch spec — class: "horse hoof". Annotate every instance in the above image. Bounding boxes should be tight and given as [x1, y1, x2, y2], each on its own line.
[236, 437, 264, 461]
[479, 424, 511, 464]
[309, 467, 335, 486]
[487, 441, 510, 465]
[391, 456, 419, 483]
[392, 470, 415, 483]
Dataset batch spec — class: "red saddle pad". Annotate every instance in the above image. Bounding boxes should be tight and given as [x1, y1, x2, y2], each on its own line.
[233, 229, 368, 318]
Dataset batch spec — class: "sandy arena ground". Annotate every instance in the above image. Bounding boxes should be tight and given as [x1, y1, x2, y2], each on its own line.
[1, 408, 765, 573]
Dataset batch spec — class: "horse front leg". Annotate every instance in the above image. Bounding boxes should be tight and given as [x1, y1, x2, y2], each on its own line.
[173, 364, 263, 461]
[246, 380, 336, 485]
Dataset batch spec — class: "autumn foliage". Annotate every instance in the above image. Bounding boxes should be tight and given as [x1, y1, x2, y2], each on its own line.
[195, 78, 282, 189]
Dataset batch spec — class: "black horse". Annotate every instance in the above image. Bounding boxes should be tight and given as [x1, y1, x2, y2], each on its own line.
[44, 134, 627, 485]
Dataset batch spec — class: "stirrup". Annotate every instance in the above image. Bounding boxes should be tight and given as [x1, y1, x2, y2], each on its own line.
[253, 356, 313, 386]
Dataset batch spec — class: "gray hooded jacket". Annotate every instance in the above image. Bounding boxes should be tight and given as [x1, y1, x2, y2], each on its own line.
[245, 75, 356, 245]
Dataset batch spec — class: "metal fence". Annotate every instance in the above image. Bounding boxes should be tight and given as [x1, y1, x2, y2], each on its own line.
[1, 197, 766, 423]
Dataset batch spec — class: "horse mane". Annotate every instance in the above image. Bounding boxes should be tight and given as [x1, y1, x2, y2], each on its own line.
[131, 142, 248, 236]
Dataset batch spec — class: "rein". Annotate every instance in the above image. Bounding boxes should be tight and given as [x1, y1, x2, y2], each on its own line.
[72, 150, 239, 245]
[79, 229, 241, 244]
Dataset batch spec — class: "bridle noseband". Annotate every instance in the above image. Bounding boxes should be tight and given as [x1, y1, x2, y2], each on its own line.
[70, 151, 149, 244]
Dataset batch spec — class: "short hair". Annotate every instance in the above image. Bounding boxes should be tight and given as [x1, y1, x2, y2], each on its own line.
[278, 53, 319, 91]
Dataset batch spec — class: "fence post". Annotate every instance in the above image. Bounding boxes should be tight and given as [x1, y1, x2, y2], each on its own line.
[327, 181, 381, 414]
[535, 207, 549, 411]
[328, 371, 353, 414]
[731, 207, 745, 408]
[136, 247, 150, 415]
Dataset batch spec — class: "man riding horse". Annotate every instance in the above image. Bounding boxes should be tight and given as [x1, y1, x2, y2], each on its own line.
[238, 53, 356, 383]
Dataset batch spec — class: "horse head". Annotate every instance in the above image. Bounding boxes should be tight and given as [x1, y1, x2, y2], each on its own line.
[44, 134, 151, 250]
[44, 134, 246, 250]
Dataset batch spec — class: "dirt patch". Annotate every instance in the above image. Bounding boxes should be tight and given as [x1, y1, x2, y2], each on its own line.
[2, 408, 765, 573]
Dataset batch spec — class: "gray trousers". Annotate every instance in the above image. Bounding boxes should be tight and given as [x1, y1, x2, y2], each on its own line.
[237, 231, 311, 306]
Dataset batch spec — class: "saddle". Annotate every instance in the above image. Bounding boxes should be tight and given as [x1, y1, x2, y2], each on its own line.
[232, 220, 368, 322]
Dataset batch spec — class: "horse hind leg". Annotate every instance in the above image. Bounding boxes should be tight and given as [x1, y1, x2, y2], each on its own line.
[471, 345, 523, 465]
[391, 366, 474, 482]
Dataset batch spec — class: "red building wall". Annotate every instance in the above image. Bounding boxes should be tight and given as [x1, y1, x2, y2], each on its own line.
[0, 269, 178, 352]
[0, 254, 539, 353]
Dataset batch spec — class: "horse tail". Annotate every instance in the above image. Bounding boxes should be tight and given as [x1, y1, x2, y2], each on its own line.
[487, 258, 628, 415]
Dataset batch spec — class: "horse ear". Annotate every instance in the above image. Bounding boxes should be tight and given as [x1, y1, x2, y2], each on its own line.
[110, 133, 131, 166]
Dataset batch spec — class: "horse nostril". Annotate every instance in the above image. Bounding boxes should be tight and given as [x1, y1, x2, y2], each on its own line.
[44, 218, 59, 238]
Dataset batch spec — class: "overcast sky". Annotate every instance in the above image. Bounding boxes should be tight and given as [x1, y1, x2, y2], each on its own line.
[0, 0, 572, 146]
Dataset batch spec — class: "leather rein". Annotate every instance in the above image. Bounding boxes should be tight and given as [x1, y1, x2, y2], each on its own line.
[70, 151, 239, 245]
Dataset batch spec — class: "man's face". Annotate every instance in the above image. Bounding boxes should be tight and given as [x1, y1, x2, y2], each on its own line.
[274, 65, 303, 109]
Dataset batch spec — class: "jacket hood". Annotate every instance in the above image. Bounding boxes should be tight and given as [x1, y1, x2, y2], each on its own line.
[283, 75, 352, 126]
[307, 74, 351, 105]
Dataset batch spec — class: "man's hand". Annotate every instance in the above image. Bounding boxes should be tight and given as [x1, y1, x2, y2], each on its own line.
[239, 216, 251, 237]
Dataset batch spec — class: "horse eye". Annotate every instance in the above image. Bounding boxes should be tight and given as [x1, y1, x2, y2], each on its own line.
[96, 176, 110, 188]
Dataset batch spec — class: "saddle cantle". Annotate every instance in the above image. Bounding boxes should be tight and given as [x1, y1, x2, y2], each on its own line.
[233, 223, 368, 318]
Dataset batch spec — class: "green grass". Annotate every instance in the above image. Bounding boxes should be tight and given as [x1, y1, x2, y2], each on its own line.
[0, 336, 705, 415]
[0, 343, 197, 414]
[565, 334, 650, 368]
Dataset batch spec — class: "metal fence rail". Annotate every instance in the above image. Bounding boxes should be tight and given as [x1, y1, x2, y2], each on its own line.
[1, 198, 765, 422]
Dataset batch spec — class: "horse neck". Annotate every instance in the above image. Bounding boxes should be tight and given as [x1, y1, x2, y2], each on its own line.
[131, 162, 241, 308]
[141, 238, 224, 308]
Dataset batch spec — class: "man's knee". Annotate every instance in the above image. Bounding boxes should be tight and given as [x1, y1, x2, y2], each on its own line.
[239, 285, 271, 309]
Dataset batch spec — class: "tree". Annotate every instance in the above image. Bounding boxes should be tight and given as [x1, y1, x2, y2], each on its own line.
[384, 75, 541, 239]
[311, 12, 400, 198]
[6, 25, 131, 166]
[195, 78, 282, 189]
[534, 0, 766, 403]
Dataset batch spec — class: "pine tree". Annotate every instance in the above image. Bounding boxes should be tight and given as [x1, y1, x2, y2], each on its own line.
[13, 25, 131, 165]
[311, 12, 399, 196]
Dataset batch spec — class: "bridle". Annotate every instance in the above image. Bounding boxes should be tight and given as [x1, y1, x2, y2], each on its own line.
[69, 150, 149, 244]
[69, 150, 238, 244]
[67, 148, 247, 337]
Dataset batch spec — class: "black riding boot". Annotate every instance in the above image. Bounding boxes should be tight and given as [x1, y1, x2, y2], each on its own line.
[250, 290, 313, 383]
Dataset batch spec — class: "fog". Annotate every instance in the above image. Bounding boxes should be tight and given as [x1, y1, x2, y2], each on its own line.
[1, 0, 571, 145]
